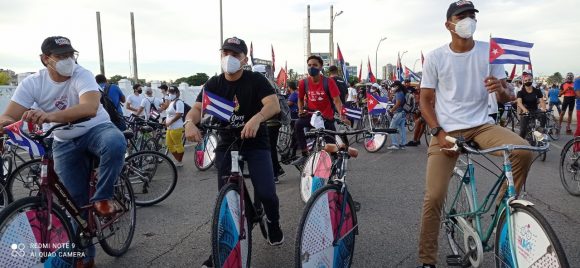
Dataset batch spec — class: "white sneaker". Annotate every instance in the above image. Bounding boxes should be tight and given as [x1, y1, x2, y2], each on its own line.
[387, 145, 400, 150]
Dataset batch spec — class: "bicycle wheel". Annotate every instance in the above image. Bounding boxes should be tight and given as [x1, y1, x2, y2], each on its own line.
[0, 184, 8, 211]
[212, 183, 251, 268]
[124, 151, 178, 206]
[194, 133, 218, 171]
[442, 169, 475, 262]
[0, 196, 79, 267]
[407, 115, 415, 132]
[6, 159, 41, 202]
[2, 154, 12, 179]
[559, 138, 580, 195]
[99, 175, 137, 256]
[295, 184, 357, 268]
[546, 115, 560, 141]
[300, 151, 332, 203]
[494, 203, 569, 268]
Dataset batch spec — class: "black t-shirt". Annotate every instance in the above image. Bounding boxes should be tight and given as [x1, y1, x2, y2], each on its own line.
[197, 70, 275, 151]
[517, 87, 543, 111]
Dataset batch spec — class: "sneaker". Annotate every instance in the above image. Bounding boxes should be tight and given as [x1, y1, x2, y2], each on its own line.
[387, 145, 400, 150]
[406, 141, 420, 147]
[201, 255, 213, 268]
[278, 167, 286, 178]
[265, 220, 284, 246]
[290, 155, 308, 166]
[274, 176, 280, 184]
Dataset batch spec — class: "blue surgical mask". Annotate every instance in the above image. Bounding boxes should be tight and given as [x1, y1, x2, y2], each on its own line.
[308, 67, 320, 77]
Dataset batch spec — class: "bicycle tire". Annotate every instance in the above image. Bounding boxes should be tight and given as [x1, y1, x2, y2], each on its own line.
[295, 184, 357, 268]
[407, 115, 415, 132]
[300, 151, 333, 203]
[559, 138, 580, 195]
[194, 133, 218, 171]
[0, 183, 9, 211]
[99, 175, 137, 256]
[124, 151, 178, 206]
[442, 170, 475, 259]
[494, 203, 570, 268]
[2, 154, 12, 179]
[5, 158, 42, 203]
[212, 183, 252, 268]
[0, 196, 79, 267]
[364, 133, 387, 153]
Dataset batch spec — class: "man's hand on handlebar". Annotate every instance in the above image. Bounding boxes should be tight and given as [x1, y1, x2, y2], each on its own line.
[437, 131, 459, 157]
[22, 110, 52, 125]
[241, 116, 260, 139]
[184, 123, 202, 142]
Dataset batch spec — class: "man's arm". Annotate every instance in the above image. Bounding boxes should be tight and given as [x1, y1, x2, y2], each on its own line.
[240, 94, 280, 139]
[333, 96, 343, 116]
[0, 101, 30, 127]
[494, 79, 513, 103]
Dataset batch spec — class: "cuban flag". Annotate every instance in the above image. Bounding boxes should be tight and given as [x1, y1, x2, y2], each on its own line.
[3, 121, 45, 157]
[367, 57, 376, 83]
[405, 66, 421, 82]
[366, 93, 387, 115]
[342, 104, 362, 120]
[489, 37, 534, 65]
[202, 90, 235, 122]
[337, 44, 349, 83]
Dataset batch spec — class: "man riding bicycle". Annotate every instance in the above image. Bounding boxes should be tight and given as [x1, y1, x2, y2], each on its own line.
[416, 2, 532, 267]
[0, 36, 126, 268]
[183, 37, 283, 268]
[291, 55, 348, 166]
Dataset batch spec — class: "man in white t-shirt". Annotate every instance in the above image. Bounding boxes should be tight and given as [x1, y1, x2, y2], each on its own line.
[165, 86, 185, 166]
[137, 87, 164, 122]
[0, 36, 126, 267]
[416, 2, 532, 268]
[158, 84, 170, 122]
[346, 81, 358, 106]
[126, 84, 144, 117]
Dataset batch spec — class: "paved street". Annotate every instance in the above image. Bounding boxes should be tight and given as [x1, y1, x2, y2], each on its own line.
[98, 130, 580, 268]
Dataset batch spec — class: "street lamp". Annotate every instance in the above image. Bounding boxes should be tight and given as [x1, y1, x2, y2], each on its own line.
[330, 8, 343, 66]
[375, 37, 387, 80]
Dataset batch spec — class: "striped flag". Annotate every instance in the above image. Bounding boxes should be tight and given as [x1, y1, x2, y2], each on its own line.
[405, 66, 421, 82]
[367, 93, 388, 115]
[3, 121, 45, 157]
[342, 104, 362, 120]
[489, 37, 534, 64]
[337, 44, 349, 83]
[201, 90, 235, 122]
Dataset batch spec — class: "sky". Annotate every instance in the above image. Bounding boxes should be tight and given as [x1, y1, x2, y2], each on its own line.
[1, 0, 579, 83]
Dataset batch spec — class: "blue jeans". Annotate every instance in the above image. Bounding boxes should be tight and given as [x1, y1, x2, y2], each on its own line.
[216, 149, 280, 223]
[52, 122, 126, 260]
[389, 111, 407, 146]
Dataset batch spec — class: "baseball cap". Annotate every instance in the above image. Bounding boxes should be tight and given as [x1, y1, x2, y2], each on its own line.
[372, 83, 380, 88]
[158, 84, 168, 90]
[41, 36, 77, 55]
[168, 85, 179, 92]
[446, 0, 479, 19]
[221, 37, 248, 55]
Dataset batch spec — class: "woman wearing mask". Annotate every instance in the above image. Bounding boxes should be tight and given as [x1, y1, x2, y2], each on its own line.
[165, 86, 185, 166]
[387, 81, 407, 150]
[517, 76, 546, 138]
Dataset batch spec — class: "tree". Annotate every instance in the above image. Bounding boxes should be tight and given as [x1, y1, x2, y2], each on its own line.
[288, 69, 299, 82]
[174, 73, 209, 86]
[109, 75, 127, 85]
[0, 72, 10, 85]
[546, 72, 563, 86]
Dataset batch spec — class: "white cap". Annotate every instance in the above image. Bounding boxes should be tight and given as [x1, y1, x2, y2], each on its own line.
[372, 83, 380, 88]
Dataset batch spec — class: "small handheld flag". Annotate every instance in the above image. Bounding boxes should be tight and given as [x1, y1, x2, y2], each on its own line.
[201, 90, 235, 122]
[3, 121, 45, 157]
[489, 37, 534, 65]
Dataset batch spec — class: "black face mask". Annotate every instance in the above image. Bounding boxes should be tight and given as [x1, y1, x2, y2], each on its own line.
[137, 90, 143, 94]
[524, 82, 533, 87]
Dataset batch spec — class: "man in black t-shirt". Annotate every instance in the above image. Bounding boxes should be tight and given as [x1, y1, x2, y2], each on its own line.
[328, 65, 348, 104]
[184, 37, 284, 267]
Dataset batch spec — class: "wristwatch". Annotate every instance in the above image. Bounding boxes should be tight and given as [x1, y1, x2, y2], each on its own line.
[430, 126, 444, 136]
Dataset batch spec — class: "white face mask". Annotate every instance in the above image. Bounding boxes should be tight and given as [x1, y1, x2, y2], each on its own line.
[51, 57, 75, 77]
[221, 55, 242, 74]
[167, 94, 177, 101]
[451, 17, 477, 39]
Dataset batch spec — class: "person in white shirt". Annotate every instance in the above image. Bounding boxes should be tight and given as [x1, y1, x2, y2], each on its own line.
[416, 2, 531, 268]
[158, 84, 170, 122]
[137, 87, 164, 122]
[0, 36, 126, 267]
[165, 86, 185, 166]
[126, 84, 144, 118]
[346, 81, 358, 106]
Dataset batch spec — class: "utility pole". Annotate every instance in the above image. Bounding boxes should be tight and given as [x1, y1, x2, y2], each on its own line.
[96, 12, 105, 76]
[130, 12, 138, 83]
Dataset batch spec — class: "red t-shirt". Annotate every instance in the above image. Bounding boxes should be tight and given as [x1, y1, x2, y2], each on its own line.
[298, 76, 340, 119]
[561, 82, 575, 97]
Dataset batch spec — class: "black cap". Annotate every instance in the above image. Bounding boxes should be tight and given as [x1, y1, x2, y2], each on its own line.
[168, 85, 179, 92]
[41, 36, 77, 55]
[158, 84, 168, 90]
[221, 37, 248, 55]
[446, 0, 479, 19]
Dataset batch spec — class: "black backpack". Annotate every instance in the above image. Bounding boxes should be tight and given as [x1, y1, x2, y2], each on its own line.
[303, 77, 337, 113]
[100, 84, 123, 126]
[146, 98, 161, 121]
[331, 76, 349, 104]
[173, 99, 192, 120]
[276, 93, 291, 125]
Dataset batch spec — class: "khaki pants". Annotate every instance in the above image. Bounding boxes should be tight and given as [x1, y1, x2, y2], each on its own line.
[418, 124, 533, 265]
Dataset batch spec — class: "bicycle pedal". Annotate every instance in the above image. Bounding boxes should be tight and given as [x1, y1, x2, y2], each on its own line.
[446, 255, 468, 267]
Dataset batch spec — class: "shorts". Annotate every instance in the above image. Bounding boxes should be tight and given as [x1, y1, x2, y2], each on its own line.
[166, 128, 184, 153]
[562, 96, 575, 113]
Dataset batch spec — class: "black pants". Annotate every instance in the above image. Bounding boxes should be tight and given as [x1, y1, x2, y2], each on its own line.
[294, 115, 336, 151]
[519, 112, 547, 139]
[267, 125, 282, 177]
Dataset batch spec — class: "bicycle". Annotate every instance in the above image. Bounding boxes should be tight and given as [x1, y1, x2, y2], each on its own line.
[559, 136, 580, 196]
[194, 126, 218, 171]
[544, 108, 560, 141]
[499, 102, 520, 132]
[520, 111, 549, 162]
[406, 111, 416, 132]
[442, 135, 569, 268]
[208, 124, 269, 268]
[0, 120, 136, 267]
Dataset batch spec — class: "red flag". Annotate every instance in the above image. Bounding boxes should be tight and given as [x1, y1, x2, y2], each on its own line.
[367, 57, 376, 83]
[271, 45, 275, 74]
[276, 68, 287, 88]
[358, 60, 362, 82]
[421, 51, 424, 67]
[509, 64, 516, 80]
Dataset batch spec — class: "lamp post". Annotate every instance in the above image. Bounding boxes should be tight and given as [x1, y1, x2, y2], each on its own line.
[330, 8, 343, 66]
[375, 37, 387, 80]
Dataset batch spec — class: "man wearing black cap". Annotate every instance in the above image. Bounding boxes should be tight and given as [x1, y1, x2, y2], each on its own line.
[0, 36, 126, 267]
[417, 2, 532, 267]
[184, 36, 283, 267]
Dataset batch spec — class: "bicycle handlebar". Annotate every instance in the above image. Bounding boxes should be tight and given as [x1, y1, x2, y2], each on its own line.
[445, 134, 549, 155]
[306, 127, 398, 137]
[18, 117, 92, 141]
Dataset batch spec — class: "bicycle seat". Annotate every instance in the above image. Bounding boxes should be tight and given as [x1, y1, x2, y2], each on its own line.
[123, 130, 134, 140]
[140, 125, 154, 132]
[323, 144, 359, 158]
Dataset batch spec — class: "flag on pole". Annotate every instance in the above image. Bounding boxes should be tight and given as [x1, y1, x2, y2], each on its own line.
[201, 90, 235, 122]
[250, 42, 255, 65]
[276, 68, 287, 88]
[271, 45, 275, 74]
[358, 60, 362, 82]
[405, 66, 421, 82]
[367, 57, 376, 83]
[396, 52, 404, 81]
[366, 93, 387, 115]
[509, 64, 517, 80]
[3, 121, 45, 157]
[337, 44, 349, 83]
[489, 37, 534, 65]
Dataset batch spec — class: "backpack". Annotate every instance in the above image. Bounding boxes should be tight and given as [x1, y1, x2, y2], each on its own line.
[276, 93, 291, 125]
[100, 84, 123, 126]
[331, 76, 349, 104]
[403, 92, 416, 113]
[146, 97, 160, 121]
[303, 77, 337, 113]
[173, 99, 192, 120]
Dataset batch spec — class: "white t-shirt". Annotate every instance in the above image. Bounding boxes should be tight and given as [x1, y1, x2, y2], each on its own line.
[159, 96, 168, 118]
[11, 66, 110, 140]
[166, 99, 184, 129]
[488, 93, 498, 115]
[346, 87, 357, 102]
[139, 96, 163, 119]
[127, 94, 144, 116]
[420, 41, 506, 132]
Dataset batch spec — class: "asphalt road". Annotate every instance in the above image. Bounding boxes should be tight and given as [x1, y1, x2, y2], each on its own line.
[97, 129, 580, 268]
